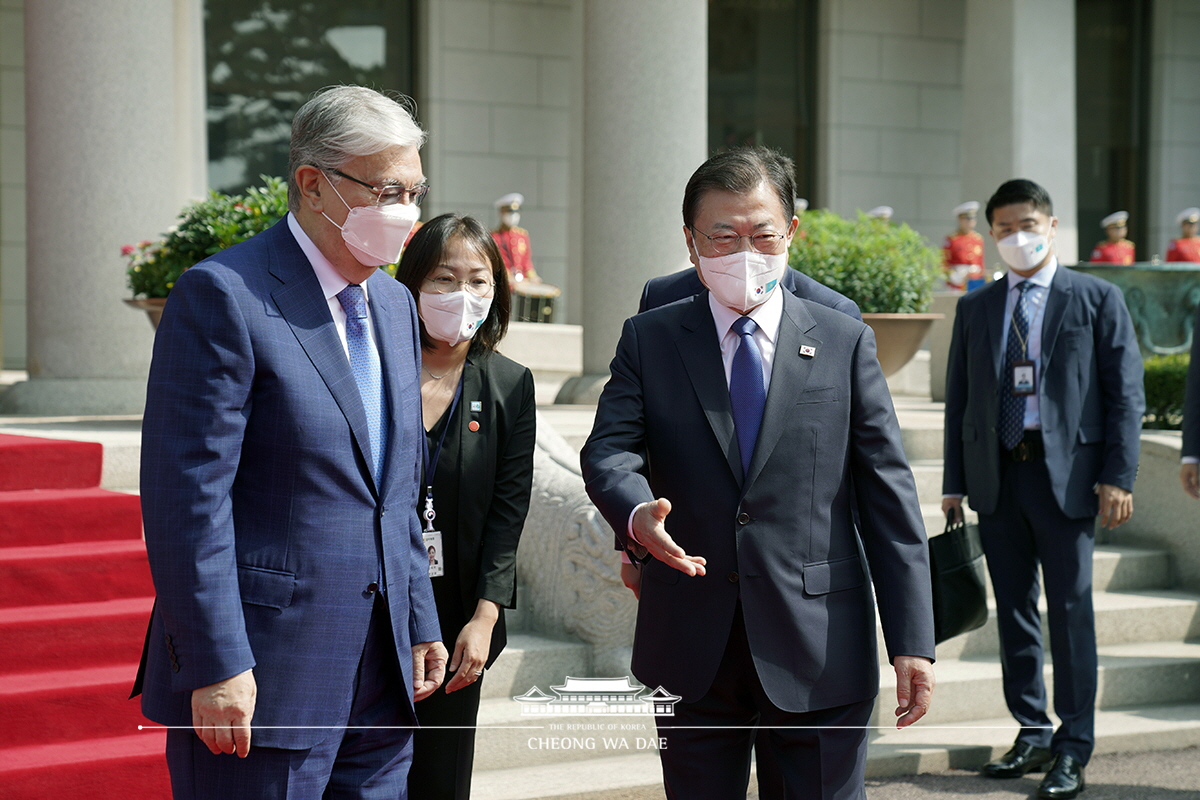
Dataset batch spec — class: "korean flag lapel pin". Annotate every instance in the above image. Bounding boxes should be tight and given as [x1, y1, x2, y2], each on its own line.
[468, 399, 483, 432]
[799, 344, 817, 358]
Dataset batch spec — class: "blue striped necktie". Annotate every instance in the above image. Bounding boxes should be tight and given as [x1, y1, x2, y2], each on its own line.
[730, 316, 766, 478]
[336, 284, 388, 482]
[999, 281, 1034, 450]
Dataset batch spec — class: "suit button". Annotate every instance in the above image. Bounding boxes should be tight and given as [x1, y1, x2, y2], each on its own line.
[737, 512, 750, 525]
[366, 582, 380, 595]
[727, 572, 739, 583]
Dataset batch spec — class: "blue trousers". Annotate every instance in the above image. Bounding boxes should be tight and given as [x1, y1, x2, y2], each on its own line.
[978, 457, 1097, 765]
[165, 595, 413, 799]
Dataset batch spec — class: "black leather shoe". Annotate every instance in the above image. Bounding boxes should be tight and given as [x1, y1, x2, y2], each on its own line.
[1038, 754, 1085, 799]
[981, 742, 1054, 778]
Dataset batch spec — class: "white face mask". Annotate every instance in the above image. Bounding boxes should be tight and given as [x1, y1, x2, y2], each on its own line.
[419, 290, 494, 347]
[696, 250, 787, 313]
[996, 229, 1052, 272]
[501, 211, 520, 228]
[322, 177, 420, 267]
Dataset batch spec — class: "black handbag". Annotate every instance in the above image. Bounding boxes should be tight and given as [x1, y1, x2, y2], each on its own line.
[928, 512, 989, 644]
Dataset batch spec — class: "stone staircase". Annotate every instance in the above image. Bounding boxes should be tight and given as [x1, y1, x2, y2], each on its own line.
[6, 403, 1195, 799]
[468, 398, 1200, 799]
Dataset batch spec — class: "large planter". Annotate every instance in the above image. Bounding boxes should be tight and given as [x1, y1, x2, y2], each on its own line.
[124, 297, 167, 329]
[1071, 261, 1200, 357]
[862, 312, 944, 377]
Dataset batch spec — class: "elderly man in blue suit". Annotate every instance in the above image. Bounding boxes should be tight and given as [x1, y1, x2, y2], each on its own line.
[582, 146, 935, 799]
[134, 86, 447, 799]
[942, 179, 1144, 800]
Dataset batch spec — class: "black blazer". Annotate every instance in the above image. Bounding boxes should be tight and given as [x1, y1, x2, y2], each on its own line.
[582, 291, 934, 711]
[942, 267, 1144, 519]
[639, 267, 862, 321]
[438, 350, 536, 667]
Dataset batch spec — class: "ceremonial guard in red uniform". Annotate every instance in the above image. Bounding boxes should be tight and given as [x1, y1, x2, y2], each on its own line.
[867, 204, 893, 222]
[943, 201, 985, 290]
[1167, 207, 1200, 263]
[490, 193, 540, 284]
[1089, 210, 1136, 265]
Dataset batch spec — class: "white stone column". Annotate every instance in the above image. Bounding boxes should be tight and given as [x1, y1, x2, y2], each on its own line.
[961, 0, 1078, 267]
[571, 0, 708, 391]
[4, 0, 206, 414]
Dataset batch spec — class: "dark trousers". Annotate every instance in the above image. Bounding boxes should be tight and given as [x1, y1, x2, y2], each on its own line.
[165, 595, 413, 799]
[409, 672, 484, 799]
[655, 604, 873, 800]
[978, 457, 1097, 765]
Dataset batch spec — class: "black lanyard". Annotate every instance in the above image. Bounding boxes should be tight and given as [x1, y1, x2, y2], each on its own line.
[421, 373, 464, 532]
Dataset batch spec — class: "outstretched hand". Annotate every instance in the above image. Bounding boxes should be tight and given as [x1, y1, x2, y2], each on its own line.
[631, 498, 707, 577]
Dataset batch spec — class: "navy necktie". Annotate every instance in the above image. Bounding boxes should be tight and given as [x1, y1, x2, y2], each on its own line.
[730, 316, 766, 478]
[336, 285, 388, 482]
[1000, 281, 1034, 450]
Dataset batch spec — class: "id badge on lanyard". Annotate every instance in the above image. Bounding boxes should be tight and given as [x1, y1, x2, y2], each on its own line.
[422, 374, 464, 578]
[1009, 300, 1036, 397]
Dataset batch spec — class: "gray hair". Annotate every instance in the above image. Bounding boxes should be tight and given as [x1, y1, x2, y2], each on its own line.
[287, 85, 427, 211]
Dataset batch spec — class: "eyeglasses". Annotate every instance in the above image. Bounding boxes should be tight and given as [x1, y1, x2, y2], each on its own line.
[691, 227, 788, 255]
[330, 169, 429, 206]
[423, 275, 495, 296]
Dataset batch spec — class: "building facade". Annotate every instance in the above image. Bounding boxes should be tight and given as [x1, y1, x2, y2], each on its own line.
[1, 0, 1198, 412]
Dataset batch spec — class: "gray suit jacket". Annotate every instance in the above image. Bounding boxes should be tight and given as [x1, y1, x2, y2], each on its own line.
[581, 291, 934, 712]
[942, 267, 1144, 519]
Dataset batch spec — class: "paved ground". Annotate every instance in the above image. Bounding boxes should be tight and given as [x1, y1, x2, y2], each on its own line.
[857, 746, 1200, 800]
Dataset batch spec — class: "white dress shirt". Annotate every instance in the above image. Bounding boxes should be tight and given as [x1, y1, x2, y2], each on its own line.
[287, 212, 381, 359]
[999, 257, 1058, 432]
[624, 287, 786, 557]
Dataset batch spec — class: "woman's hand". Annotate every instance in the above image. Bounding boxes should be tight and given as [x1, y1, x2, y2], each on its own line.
[444, 599, 500, 693]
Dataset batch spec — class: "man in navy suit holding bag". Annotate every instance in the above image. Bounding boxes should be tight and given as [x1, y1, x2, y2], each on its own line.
[942, 179, 1144, 799]
[582, 146, 936, 799]
[134, 86, 447, 799]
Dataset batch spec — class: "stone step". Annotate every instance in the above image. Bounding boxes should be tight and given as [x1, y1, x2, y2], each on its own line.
[469, 703, 1200, 799]
[888, 586, 1200, 663]
[481, 633, 591, 700]
[907, 460, 945, 503]
[872, 639, 1200, 727]
[865, 701, 1200, 778]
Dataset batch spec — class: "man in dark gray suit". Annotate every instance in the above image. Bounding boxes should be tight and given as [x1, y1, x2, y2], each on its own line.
[630, 213, 862, 800]
[942, 179, 1144, 800]
[582, 146, 935, 799]
[1179, 305, 1200, 498]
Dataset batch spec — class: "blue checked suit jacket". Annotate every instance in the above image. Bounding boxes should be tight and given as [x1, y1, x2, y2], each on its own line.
[136, 219, 441, 749]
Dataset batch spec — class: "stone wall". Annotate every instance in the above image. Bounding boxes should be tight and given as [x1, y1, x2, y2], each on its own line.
[817, 0, 967, 243]
[420, 0, 581, 320]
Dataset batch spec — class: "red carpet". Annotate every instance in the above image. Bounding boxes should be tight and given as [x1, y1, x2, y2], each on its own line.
[0, 434, 169, 798]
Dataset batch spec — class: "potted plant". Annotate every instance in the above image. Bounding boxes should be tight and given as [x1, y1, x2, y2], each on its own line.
[788, 210, 943, 376]
[122, 176, 289, 327]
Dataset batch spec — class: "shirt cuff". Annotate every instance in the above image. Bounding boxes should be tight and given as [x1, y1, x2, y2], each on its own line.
[626, 502, 651, 547]
[1183, 457, 1199, 465]
[942, 494, 964, 500]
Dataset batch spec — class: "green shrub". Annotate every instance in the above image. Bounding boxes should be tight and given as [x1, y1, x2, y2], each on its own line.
[787, 210, 941, 314]
[1143, 352, 1189, 429]
[123, 176, 289, 298]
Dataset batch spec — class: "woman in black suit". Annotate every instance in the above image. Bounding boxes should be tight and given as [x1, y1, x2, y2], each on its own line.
[396, 214, 536, 799]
